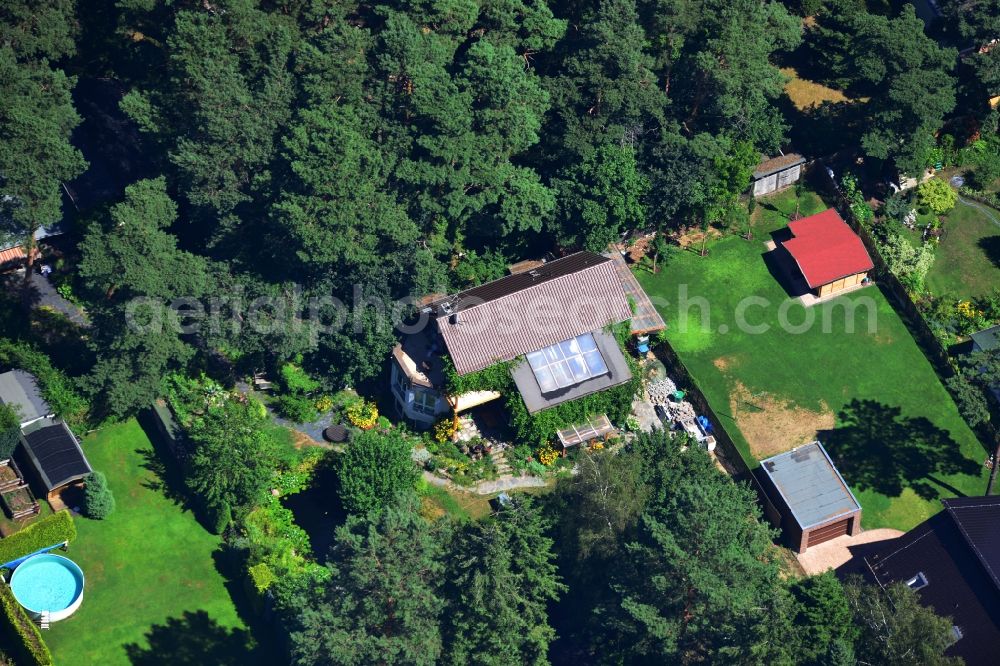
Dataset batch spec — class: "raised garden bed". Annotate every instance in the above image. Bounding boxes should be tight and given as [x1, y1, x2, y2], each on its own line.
[0, 461, 39, 520]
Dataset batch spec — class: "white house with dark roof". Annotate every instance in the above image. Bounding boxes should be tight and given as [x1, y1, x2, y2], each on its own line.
[390, 251, 651, 428]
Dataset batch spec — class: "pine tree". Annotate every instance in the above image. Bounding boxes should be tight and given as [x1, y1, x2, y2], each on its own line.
[789, 571, 859, 665]
[607, 451, 794, 663]
[119, 3, 298, 249]
[0, 46, 86, 275]
[815, 3, 957, 174]
[84, 471, 116, 520]
[284, 495, 447, 666]
[443, 497, 565, 665]
[78, 178, 208, 417]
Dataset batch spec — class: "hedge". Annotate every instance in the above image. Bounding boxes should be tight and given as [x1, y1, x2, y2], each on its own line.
[0, 511, 77, 565]
[0, 582, 53, 666]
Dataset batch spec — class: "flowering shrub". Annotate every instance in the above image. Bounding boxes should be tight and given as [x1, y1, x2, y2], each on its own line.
[953, 300, 990, 335]
[956, 300, 983, 320]
[536, 443, 559, 466]
[346, 400, 378, 430]
[434, 418, 457, 443]
[314, 395, 334, 413]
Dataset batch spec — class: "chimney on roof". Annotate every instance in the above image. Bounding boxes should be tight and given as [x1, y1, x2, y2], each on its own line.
[449, 312, 460, 326]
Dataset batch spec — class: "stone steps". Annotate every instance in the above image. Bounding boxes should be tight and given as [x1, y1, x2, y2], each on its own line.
[490, 450, 512, 476]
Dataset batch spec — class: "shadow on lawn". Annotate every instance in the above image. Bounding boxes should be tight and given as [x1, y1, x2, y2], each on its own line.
[820, 399, 980, 500]
[125, 610, 260, 665]
[762, 246, 810, 299]
[978, 235, 1000, 268]
[133, 409, 199, 513]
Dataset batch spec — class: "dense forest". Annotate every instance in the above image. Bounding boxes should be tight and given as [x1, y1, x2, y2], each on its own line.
[2, 0, 999, 664]
[2, 0, 995, 418]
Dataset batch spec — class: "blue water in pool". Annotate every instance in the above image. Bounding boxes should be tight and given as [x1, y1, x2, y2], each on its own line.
[10, 555, 83, 613]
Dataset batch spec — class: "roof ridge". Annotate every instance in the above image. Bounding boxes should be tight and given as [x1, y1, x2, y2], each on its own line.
[455, 259, 613, 314]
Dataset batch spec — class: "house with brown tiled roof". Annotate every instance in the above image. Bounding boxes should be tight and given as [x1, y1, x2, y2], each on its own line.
[390, 251, 657, 430]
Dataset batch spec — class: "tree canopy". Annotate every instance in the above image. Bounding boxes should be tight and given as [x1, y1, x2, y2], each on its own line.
[334, 428, 418, 515]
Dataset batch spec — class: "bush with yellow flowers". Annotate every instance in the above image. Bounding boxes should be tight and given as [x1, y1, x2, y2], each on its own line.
[345, 400, 378, 430]
[314, 395, 335, 413]
[956, 300, 984, 320]
[536, 442, 559, 466]
[434, 418, 458, 443]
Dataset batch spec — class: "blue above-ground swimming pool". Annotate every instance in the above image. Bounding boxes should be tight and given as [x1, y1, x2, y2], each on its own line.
[9, 553, 85, 622]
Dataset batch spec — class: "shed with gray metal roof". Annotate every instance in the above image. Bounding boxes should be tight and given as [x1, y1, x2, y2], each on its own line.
[760, 441, 862, 552]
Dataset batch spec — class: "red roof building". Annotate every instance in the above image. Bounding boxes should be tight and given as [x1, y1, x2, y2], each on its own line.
[781, 209, 873, 296]
[0, 244, 38, 272]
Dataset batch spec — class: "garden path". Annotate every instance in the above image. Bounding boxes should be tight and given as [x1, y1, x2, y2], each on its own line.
[421, 470, 547, 495]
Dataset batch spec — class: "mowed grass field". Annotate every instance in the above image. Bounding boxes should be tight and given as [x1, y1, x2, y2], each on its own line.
[924, 197, 1000, 300]
[638, 189, 989, 530]
[45, 419, 268, 665]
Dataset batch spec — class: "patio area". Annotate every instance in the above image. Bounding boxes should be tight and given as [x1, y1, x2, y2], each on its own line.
[796, 528, 903, 575]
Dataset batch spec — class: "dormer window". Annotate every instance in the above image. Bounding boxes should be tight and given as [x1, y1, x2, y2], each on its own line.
[905, 572, 929, 591]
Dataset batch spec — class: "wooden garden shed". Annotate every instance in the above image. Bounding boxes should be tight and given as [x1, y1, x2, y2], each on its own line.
[751, 153, 805, 196]
[780, 209, 873, 297]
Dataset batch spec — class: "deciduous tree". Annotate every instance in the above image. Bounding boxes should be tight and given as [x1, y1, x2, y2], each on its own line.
[334, 428, 417, 515]
[552, 144, 650, 250]
[844, 578, 963, 666]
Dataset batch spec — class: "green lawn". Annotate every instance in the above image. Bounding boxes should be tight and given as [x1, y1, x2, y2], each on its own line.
[45, 419, 265, 665]
[639, 188, 989, 530]
[923, 198, 1000, 300]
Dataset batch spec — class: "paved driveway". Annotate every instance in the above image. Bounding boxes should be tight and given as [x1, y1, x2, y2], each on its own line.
[796, 528, 903, 575]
